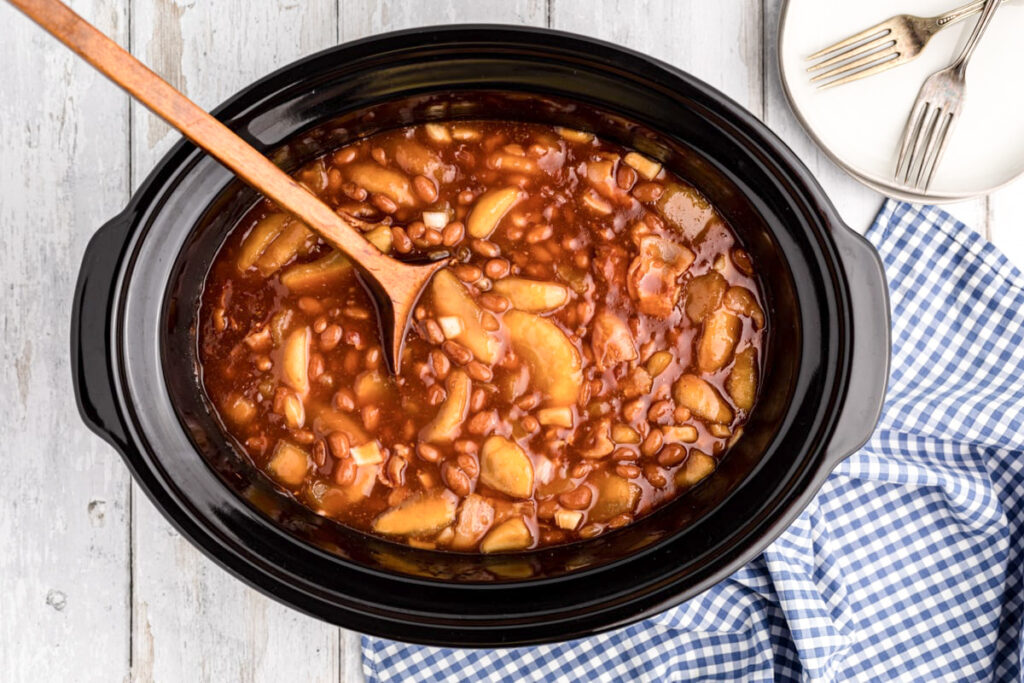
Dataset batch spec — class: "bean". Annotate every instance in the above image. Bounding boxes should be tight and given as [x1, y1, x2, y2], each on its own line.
[297, 296, 323, 315]
[365, 347, 382, 370]
[622, 399, 646, 424]
[442, 340, 473, 365]
[341, 182, 367, 202]
[616, 164, 637, 190]
[480, 312, 500, 331]
[579, 523, 603, 539]
[657, 443, 687, 467]
[312, 315, 328, 334]
[371, 193, 397, 214]
[416, 443, 442, 463]
[574, 251, 590, 269]
[392, 227, 413, 253]
[327, 430, 351, 459]
[467, 410, 497, 435]
[427, 384, 447, 406]
[521, 415, 540, 433]
[517, 394, 540, 411]
[525, 224, 553, 244]
[559, 485, 592, 510]
[471, 239, 500, 258]
[732, 248, 754, 276]
[612, 446, 637, 461]
[442, 462, 471, 497]
[643, 463, 667, 488]
[632, 182, 663, 202]
[470, 388, 488, 413]
[456, 453, 479, 478]
[407, 220, 426, 240]
[484, 258, 511, 279]
[479, 293, 511, 313]
[370, 146, 387, 165]
[385, 455, 408, 487]
[362, 405, 381, 432]
[320, 324, 342, 351]
[254, 355, 272, 372]
[442, 221, 465, 246]
[333, 389, 356, 413]
[641, 429, 664, 457]
[430, 349, 450, 379]
[607, 513, 633, 529]
[291, 429, 315, 445]
[570, 461, 592, 478]
[343, 348, 361, 375]
[454, 439, 478, 455]
[537, 498, 559, 520]
[615, 464, 641, 479]
[648, 400, 673, 423]
[312, 440, 328, 467]
[466, 361, 493, 382]
[423, 319, 445, 344]
[414, 306, 427, 320]
[308, 353, 325, 379]
[334, 457, 357, 486]
[344, 306, 370, 320]
[458, 189, 475, 205]
[412, 174, 438, 203]
[424, 228, 443, 246]
[333, 147, 357, 165]
[452, 263, 482, 282]
[673, 406, 692, 422]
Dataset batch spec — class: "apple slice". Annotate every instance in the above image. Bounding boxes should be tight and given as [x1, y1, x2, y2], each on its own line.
[420, 370, 471, 444]
[451, 494, 496, 551]
[430, 270, 502, 363]
[479, 517, 533, 553]
[281, 327, 310, 395]
[372, 490, 458, 537]
[504, 310, 582, 407]
[727, 347, 758, 411]
[467, 186, 522, 238]
[490, 278, 569, 313]
[343, 162, 416, 206]
[673, 374, 733, 424]
[589, 472, 641, 522]
[479, 436, 535, 499]
[676, 451, 716, 489]
[697, 309, 741, 373]
[237, 213, 288, 272]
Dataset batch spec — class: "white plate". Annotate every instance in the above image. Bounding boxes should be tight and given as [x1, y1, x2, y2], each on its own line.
[779, 0, 1024, 202]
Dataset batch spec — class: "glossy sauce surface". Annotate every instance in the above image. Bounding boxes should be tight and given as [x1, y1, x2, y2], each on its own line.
[199, 120, 766, 552]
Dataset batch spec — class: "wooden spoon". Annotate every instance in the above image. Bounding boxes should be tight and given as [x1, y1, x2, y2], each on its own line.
[10, 0, 446, 373]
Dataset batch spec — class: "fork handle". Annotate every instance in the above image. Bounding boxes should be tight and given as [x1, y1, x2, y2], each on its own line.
[936, 0, 989, 28]
[952, 0, 1003, 75]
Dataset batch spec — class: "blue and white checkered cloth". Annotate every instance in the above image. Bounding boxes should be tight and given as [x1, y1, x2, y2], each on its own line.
[362, 200, 1024, 682]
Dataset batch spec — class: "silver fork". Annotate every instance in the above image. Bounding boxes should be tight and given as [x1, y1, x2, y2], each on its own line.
[894, 0, 1003, 191]
[806, 0, 997, 89]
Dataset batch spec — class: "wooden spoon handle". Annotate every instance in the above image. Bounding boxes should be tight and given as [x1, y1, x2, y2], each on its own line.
[9, 0, 393, 278]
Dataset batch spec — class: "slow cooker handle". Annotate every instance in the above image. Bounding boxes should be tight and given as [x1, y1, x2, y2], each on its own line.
[824, 224, 891, 467]
[71, 210, 133, 452]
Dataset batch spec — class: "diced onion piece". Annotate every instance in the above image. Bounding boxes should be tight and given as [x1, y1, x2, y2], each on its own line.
[554, 509, 584, 531]
[438, 316, 465, 339]
[537, 406, 573, 428]
[624, 151, 662, 180]
[422, 210, 450, 230]
[350, 441, 384, 466]
[555, 127, 594, 143]
[268, 441, 310, 487]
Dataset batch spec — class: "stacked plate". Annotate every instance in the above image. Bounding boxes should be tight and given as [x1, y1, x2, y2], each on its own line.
[779, 0, 1024, 203]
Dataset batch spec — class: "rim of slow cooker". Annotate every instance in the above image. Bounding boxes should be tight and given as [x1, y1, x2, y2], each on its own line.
[106, 26, 852, 645]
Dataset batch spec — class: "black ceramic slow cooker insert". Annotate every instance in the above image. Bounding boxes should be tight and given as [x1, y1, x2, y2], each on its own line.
[71, 26, 890, 647]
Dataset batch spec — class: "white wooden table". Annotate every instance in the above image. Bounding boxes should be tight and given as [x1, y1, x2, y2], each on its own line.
[2, 1, 1021, 681]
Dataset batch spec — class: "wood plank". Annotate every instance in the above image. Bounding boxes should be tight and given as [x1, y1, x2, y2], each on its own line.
[339, 0, 546, 38]
[127, 1, 344, 681]
[549, 0, 763, 113]
[0, 1, 132, 681]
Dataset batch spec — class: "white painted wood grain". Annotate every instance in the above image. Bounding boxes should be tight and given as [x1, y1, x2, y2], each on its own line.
[0, 1, 132, 681]
[5, 2, 1024, 682]
[338, 0, 546, 39]
[127, 1, 346, 681]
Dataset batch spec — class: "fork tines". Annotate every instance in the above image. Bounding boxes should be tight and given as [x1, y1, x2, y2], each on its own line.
[806, 21, 903, 89]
